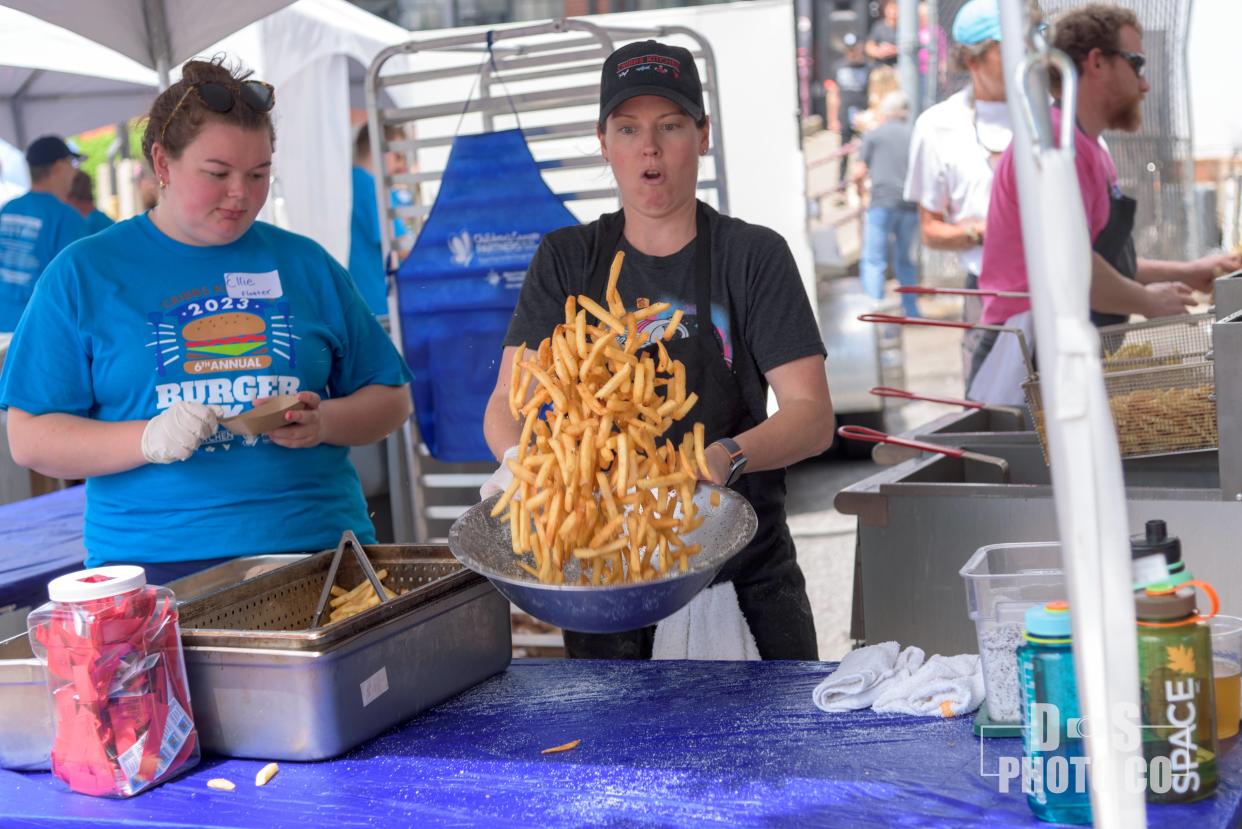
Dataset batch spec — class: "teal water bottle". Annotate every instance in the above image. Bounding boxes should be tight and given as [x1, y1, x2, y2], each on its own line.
[1018, 601, 1091, 824]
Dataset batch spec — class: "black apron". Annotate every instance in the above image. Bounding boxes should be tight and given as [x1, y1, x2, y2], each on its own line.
[561, 203, 818, 660]
[1089, 185, 1139, 329]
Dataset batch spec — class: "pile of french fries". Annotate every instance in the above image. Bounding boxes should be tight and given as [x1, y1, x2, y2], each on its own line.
[491, 252, 717, 586]
[325, 569, 406, 625]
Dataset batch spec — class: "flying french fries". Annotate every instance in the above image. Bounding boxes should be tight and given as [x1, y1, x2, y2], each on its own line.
[493, 251, 715, 586]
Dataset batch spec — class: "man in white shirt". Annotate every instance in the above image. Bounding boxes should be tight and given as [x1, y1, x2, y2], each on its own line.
[903, 0, 1009, 366]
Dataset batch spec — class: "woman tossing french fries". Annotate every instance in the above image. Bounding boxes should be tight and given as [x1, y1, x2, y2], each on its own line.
[483, 39, 835, 661]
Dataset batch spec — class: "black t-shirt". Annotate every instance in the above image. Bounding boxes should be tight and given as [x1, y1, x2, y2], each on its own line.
[834, 60, 872, 117]
[868, 20, 899, 66]
[503, 205, 826, 427]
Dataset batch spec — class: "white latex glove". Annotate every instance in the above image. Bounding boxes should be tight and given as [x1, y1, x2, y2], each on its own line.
[480, 446, 519, 500]
[141, 401, 220, 464]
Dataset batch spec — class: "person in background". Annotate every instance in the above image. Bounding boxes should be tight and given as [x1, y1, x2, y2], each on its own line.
[67, 170, 116, 235]
[973, 3, 1240, 395]
[0, 135, 86, 332]
[856, 91, 920, 317]
[824, 32, 871, 186]
[0, 59, 413, 584]
[851, 65, 900, 134]
[482, 40, 834, 660]
[867, 0, 900, 67]
[917, 1, 948, 110]
[349, 122, 410, 317]
[903, 0, 1010, 380]
[136, 163, 161, 211]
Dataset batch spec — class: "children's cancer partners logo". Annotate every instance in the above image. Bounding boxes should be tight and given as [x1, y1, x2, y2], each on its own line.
[449, 229, 473, 266]
[447, 228, 543, 268]
[982, 693, 1204, 798]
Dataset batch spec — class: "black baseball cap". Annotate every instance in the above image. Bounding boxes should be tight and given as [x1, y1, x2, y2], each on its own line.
[599, 40, 705, 124]
[26, 136, 83, 167]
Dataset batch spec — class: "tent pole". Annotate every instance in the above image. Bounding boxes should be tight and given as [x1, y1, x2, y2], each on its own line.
[142, 0, 173, 89]
[997, 1, 1146, 825]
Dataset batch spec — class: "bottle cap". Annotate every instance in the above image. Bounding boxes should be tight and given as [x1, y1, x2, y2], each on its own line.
[48, 566, 147, 603]
[1131, 519, 1189, 590]
[1025, 601, 1072, 638]
[1135, 586, 1196, 622]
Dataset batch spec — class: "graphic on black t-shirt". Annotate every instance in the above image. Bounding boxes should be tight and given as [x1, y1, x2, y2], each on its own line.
[632, 297, 732, 366]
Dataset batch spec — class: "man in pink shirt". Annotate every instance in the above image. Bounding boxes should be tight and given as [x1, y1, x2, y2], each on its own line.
[972, 4, 1238, 389]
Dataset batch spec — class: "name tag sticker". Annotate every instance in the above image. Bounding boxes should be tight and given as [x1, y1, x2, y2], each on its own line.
[225, 270, 283, 300]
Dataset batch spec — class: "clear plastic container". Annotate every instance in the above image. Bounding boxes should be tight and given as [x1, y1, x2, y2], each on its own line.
[27, 566, 199, 797]
[960, 542, 1066, 723]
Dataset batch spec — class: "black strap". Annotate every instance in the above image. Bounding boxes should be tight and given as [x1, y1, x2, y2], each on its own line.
[585, 202, 714, 345]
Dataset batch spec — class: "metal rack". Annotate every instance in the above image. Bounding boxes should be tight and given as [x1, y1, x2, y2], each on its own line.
[365, 18, 729, 543]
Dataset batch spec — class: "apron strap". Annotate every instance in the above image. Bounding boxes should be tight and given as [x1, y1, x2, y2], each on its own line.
[585, 202, 716, 347]
[691, 204, 714, 346]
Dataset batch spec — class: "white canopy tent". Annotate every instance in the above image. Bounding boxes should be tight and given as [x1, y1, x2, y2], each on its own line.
[0, 0, 294, 85]
[0, 7, 158, 150]
[201, 0, 416, 266]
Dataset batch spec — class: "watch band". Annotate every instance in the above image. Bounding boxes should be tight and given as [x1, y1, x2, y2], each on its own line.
[714, 437, 748, 486]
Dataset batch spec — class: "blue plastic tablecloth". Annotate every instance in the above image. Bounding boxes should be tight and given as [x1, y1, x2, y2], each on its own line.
[1, 659, 1239, 828]
[0, 486, 86, 609]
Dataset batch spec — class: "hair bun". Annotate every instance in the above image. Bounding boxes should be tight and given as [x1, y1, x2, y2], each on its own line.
[180, 56, 251, 86]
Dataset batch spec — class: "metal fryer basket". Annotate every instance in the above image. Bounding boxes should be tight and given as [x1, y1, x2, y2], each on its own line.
[179, 545, 473, 650]
[1024, 360, 1217, 461]
[1098, 313, 1212, 372]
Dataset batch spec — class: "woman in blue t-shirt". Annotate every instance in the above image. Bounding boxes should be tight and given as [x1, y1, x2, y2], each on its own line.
[0, 59, 413, 583]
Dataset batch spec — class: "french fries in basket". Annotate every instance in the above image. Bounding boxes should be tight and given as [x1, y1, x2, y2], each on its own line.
[494, 252, 714, 585]
[325, 572, 406, 626]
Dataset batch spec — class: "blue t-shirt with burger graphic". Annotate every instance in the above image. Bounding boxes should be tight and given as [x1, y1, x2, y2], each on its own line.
[0, 214, 412, 566]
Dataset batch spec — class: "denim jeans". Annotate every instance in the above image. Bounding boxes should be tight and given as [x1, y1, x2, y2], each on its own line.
[861, 205, 920, 317]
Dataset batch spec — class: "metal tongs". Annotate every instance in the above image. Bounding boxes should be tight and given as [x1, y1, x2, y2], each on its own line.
[310, 530, 390, 629]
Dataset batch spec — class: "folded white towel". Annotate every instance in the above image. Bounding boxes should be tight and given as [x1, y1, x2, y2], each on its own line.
[871, 653, 985, 717]
[812, 642, 925, 712]
[652, 582, 760, 661]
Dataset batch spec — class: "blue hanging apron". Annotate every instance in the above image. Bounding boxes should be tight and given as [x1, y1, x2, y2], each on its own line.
[395, 128, 577, 461]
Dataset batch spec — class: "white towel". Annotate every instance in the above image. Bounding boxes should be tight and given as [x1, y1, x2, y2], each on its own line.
[871, 653, 985, 717]
[812, 642, 925, 712]
[652, 582, 760, 660]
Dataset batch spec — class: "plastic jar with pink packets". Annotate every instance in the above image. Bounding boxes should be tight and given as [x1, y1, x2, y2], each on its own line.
[27, 565, 199, 797]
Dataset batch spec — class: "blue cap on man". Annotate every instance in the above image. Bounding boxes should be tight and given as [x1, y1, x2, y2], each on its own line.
[952, 0, 1002, 46]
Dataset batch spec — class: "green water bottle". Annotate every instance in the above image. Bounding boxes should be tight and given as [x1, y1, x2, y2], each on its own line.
[1136, 584, 1218, 803]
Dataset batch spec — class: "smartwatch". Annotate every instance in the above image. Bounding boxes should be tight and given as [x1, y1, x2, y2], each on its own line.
[713, 437, 748, 486]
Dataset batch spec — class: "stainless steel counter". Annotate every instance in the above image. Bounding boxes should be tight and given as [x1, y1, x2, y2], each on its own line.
[835, 446, 1233, 655]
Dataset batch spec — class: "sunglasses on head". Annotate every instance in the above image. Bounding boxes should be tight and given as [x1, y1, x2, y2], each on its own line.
[159, 80, 276, 145]
[1103, 48, 1146, 78]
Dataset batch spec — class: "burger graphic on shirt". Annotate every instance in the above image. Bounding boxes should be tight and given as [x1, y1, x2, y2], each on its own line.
[181, 312, 272, 374]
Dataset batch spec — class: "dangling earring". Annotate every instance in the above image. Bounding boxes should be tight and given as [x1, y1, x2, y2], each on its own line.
[159, 178, 167, 189]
